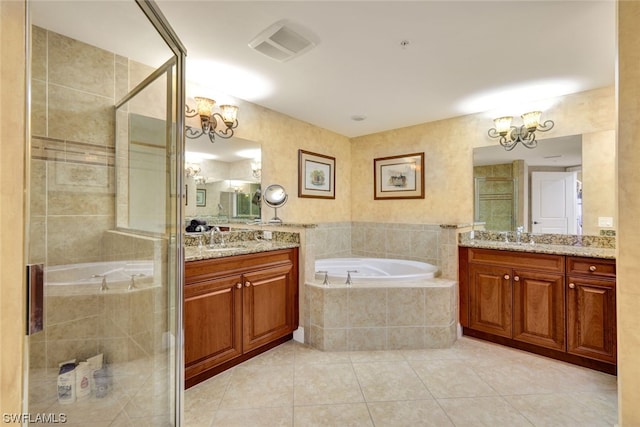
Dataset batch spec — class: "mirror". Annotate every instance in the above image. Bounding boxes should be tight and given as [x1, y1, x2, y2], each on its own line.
[473, 135, 583, 234]
[263, 184, 288, 223]
[185, 135, 261, 223]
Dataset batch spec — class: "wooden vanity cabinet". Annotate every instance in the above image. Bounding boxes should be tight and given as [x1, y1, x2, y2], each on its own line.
[466, 248, 565, 350]
[184, 248, 298, 388]
[460, 247, 616, 374]
[566, 256, 616, 364]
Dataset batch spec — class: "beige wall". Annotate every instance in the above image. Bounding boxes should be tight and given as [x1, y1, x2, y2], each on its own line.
[617, 1, 640, 424]
[582, 130, 616, 235]
[209, 96, 353, 224]
[351, 87, 615, 226]
[0, 0, 25, 415]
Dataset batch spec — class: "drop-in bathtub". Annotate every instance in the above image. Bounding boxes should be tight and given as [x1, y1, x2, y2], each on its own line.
[307, 257, 456, 351]
[314, 257, 438, 285]
[45, 260, 155, 295]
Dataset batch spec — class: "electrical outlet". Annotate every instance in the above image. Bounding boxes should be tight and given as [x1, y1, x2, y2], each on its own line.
[263, 230, 273, 240]
[598, 217, 614, 227]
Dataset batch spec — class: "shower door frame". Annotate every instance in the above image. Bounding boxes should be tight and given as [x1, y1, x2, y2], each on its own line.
[23, 0, 187, 424]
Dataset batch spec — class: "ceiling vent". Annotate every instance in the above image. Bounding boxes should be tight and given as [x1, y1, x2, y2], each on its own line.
[249, 21, 315, 62]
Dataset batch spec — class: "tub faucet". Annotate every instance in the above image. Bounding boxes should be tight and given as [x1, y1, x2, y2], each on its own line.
[346, 270, 358, 286]
[128, 273, 144, 291]
[316, 270, 330, 286]
[92, 274, 108, 292]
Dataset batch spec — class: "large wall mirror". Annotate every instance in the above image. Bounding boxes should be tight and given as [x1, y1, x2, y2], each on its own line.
[185, 135, 261, 224]
[473, 134, 616, 236]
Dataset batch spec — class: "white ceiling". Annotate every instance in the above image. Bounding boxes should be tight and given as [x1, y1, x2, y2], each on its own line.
[31, 1, 616, 139]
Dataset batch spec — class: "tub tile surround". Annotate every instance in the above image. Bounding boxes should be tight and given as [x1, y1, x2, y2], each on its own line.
[297, 221, 468, 351]
[31, 230, 169, 371]
[306, 281, 457, 351]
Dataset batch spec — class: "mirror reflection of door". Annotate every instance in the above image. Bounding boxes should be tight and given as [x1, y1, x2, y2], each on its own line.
[531, 171, 580, 234]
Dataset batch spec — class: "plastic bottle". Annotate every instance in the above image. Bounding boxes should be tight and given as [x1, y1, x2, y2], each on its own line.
[75, 361, 91, 400]
[57, 361, 76, 404]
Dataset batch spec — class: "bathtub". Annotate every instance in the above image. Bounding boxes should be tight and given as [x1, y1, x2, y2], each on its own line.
[307, 257, 456, 351]
[45, 260, 155, 295]
[314, 257, 438, 285]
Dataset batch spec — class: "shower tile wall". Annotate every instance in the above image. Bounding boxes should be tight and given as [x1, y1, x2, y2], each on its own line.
[29, 26, 164, 369]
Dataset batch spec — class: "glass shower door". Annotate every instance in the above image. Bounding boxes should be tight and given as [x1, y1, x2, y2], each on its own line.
[26, 1, 185, 425]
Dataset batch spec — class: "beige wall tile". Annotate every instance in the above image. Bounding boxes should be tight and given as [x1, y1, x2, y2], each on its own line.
[348, 288, 387, 327]
[48, 31, 115, 98]
[31, 79, 47, 136]
[388, 288, 425, 326]
[348, 327, 386, 351]
[48, 84, 115, 145]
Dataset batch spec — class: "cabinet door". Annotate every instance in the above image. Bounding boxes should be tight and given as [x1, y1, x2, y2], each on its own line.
[243, 262, 295, 352]
[567, 275, 616, 363]
[512, 269, 565, 350]
[184, 274, 243, 378]
[469, 263, 512, 338]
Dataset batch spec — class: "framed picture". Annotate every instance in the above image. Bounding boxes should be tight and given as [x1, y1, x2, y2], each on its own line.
[196, 189, 206, 206]
[298, 149, 335, 199]
[374, 152, 425, 199]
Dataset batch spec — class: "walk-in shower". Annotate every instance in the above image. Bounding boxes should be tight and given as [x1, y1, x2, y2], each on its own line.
[26, 1, 185, 424]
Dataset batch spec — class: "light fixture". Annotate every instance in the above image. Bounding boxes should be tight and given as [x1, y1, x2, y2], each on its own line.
[185, 163, 201, 178]
[487, 111, 554, 151]
[251, 159, 262, 180]
[185, 97, 239, 143]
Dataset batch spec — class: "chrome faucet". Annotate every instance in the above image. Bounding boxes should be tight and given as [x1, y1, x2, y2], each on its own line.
[346, 270, 358, 286]
[128, 273, 144, 291]
[92, 274, 108, 292]
[209, 226, 225, 248]
[316, 270, 330, 286]
[516, 226, 524, 244]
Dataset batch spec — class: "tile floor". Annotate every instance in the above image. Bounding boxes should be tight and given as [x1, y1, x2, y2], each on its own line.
[184, 337, 618, 427]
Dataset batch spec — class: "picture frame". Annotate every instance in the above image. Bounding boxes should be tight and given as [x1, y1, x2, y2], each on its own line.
[298, 149, 335, 199]
[196, 189, 206, 206]
[374, 152, 425, 200]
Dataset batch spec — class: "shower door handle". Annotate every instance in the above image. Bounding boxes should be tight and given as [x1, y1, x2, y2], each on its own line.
[26, 263, 44, 335]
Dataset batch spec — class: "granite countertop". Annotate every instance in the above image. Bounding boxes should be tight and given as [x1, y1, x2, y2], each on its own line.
[185, 240, 299, 262]
[459, 239, 616, 259]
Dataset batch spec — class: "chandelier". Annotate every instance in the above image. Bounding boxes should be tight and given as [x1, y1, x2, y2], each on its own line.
[487, 111, 554, 151]
[185, 97, 239, 143]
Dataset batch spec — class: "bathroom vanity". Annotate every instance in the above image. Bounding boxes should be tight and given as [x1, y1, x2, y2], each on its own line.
[459, 239, 616, 374]
[184, 234, 299, 388]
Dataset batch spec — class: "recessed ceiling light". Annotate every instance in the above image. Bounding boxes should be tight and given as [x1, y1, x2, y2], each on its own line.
[351, 115, 367, 122]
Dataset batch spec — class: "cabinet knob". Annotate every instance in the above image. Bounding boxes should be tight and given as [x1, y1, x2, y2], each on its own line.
[245, 281, 252, 287]
[513, 276, 520, 282]
[569, 283, 576, 289]
[589, 265, 597, 272]
[504, 274, 510, 280]
[236, 283, 242, 289]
